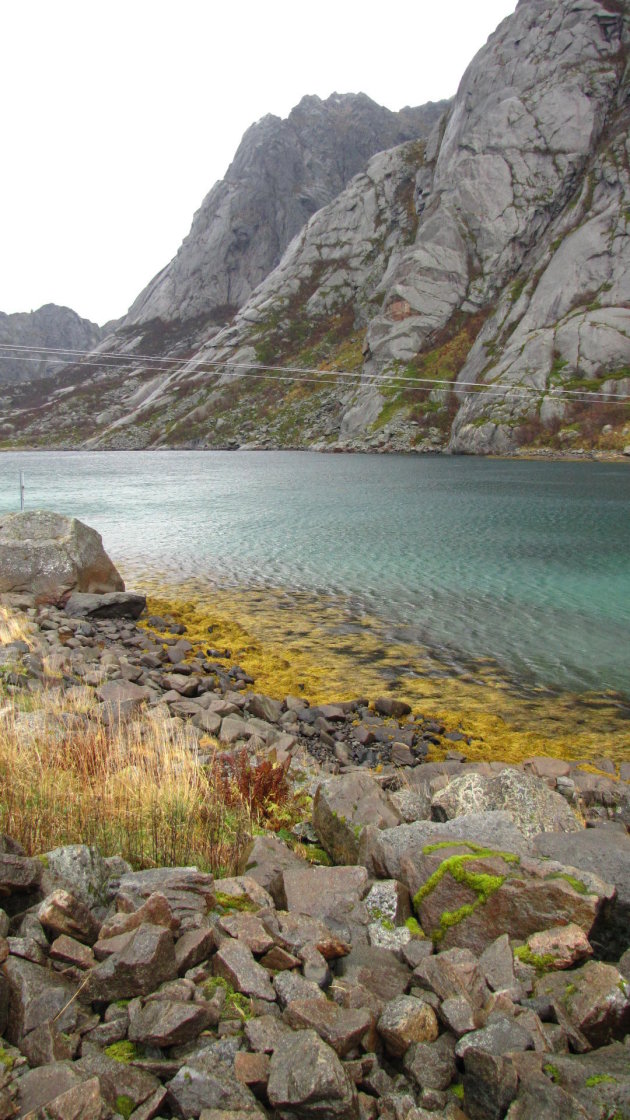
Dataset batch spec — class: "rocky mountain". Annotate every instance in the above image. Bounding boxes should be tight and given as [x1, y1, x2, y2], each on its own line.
[124, 93, 447, 337]
[2, 0, 629, 455]
[0, 304, 101, 385]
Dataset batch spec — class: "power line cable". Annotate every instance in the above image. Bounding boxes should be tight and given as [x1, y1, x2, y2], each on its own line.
[0, 342, 628, 408]
[1, 339, 628, 400]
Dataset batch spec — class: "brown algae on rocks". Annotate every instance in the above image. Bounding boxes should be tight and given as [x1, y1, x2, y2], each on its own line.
[140, 582, 630, 765]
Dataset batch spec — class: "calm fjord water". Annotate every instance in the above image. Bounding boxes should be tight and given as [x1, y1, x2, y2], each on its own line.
[1, 450, 629, 699]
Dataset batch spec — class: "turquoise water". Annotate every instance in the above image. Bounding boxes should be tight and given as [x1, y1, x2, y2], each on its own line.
[1, 450, 629, 698]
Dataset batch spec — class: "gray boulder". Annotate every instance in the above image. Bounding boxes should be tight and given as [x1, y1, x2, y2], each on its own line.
[518, 1042, 630, 1120]
[534, 960, 630, 1046]
[41, 843, 112, 909]
[533, 826, 630, 959]
[64, 591, 146, 619]
[0, 511, 124, 597]
[282, 865, 370, 945]
[86, 923, 178, 1001]
[166, 1050, 262, 1116]
[431, 769, 582, 838]
[3, 956, 92, 1044]
[114, 865, 216, 931]
[359, 813, 530, 881]
[313, 772, 401, 865]
[241, 834, 307, 907]
[267, 1029, 359, 1119]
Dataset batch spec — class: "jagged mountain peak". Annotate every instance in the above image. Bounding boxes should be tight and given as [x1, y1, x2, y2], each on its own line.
[122, 91, 448, 332]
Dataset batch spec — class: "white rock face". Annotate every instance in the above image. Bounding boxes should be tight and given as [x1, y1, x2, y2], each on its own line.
[0, 304, 101, 384]
[170, 0, 629, 453]
[449, 97, 630, 451]
[367, 0, 625, 365]
[213, 141, 425, 351]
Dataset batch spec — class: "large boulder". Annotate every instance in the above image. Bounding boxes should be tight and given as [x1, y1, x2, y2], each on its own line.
[532, 826, 630, 959]
[409, 842, 609, 954]
[359, 813, 530, 881]
[3, 956, 92, 1044]
[534, 960, 630, 1046]
[519, 1042, 630, 1119]
[282, 865, 370, 944]
[431, 770, 582, 838]
[64, 591, 146, 619]
[267, 1029, 359, 1120]
[313, 773, 401, 865]
[0, 511, 124, 597]
[361, 817, 613, 954]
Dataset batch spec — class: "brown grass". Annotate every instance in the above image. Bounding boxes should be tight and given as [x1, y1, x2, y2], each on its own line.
[0, 606, 307, 872]
[0, 694, 249, 873]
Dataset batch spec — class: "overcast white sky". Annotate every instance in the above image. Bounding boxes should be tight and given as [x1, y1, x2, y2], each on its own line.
[0, 0, 517, 326]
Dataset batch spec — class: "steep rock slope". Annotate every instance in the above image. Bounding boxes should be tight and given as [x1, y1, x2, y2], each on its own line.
[127, 0, 627, 456]
[0, 304, 101, 385]
[3, 0, 629, 454]
[124, 93, 447, 334]
[449, 48, 630, 453]
[204, 0, 629, 455]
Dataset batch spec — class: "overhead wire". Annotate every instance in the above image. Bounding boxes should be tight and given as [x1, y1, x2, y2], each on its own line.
[0, 340, 628, 408]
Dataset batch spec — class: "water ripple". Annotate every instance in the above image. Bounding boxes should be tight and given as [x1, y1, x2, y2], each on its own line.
[1, 449, 628, 697]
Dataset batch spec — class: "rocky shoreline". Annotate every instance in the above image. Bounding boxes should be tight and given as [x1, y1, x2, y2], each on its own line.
[2, 443, 629, 462]
[1, 579, 630, 1120]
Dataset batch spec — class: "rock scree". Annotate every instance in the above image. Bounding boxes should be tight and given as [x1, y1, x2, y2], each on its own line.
[0, 527, 629, 1118]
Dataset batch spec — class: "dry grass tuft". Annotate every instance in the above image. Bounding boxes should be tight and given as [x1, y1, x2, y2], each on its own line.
[0, 684, 252, 873]
[0, 605, 35, 648]
[0, 603, 310, 871]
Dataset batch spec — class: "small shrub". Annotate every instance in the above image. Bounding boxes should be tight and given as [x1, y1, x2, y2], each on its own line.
[216, 748, 306, 830]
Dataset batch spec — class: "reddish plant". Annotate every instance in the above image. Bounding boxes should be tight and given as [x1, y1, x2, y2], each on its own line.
[216, 748, 294, 826]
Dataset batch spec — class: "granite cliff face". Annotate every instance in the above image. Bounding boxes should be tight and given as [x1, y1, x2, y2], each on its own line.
[2, 0, 629, 454]
[124, 93, 446, 335]
[0, 304, 101, 385]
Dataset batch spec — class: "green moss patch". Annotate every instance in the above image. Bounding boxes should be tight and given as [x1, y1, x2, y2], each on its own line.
[115, 1096, 135, 1120]
[104, 1041, 143, 1064]
[514, 945, 557, 973]
[405, 916, 425, 938]
[0, 1047, 14, 1071]
[545, 872, 588, 895]
[214, 891, 258, 913]
[203, 975, 253, 1021]
[585, 1074, 617, 1087]
[413, 843, 521, 943]
[421, 840, 520, 863]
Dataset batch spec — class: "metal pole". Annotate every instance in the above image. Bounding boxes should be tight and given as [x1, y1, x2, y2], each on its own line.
[19, 470, 24, 511]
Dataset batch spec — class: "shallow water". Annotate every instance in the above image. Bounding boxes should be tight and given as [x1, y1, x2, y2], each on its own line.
[1, 450, 629, 701]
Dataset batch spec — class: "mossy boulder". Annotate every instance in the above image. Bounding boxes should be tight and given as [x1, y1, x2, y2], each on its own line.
[409, 842, 605, 954]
